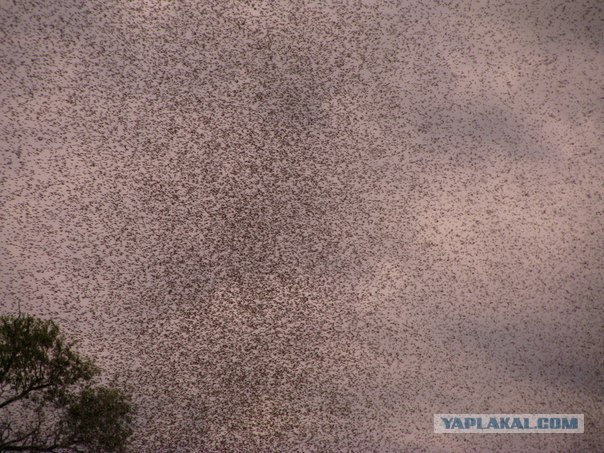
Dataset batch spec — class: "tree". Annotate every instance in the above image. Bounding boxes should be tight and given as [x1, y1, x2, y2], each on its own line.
[0, 315, 134, 452]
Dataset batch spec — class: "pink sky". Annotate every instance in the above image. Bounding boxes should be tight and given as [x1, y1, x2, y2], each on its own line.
[1, 0, 602, 450]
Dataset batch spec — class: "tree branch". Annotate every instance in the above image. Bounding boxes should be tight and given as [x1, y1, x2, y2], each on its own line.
[0, 444, 57, 452]
[0, 383, 52, 410]
[0, 355, 14, 384]
[0, 426, 39, 449]
[0, 444, 83, 452]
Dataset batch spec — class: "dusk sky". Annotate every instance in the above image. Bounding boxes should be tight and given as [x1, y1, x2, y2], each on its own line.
[1, 0, 602, 451]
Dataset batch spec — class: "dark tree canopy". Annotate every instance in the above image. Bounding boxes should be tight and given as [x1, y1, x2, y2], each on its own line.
[0, 315, 134, 452]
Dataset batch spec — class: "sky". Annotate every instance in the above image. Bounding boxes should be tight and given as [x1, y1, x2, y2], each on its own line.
[1, 0, 603, 451]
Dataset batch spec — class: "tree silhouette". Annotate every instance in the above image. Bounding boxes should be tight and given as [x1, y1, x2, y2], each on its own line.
[0, 315, 134, 452]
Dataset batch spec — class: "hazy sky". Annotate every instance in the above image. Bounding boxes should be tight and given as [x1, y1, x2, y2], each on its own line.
[1, 0, 603, 451]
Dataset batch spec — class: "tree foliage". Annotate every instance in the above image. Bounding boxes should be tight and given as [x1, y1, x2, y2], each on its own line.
[0, 315, 134, 452]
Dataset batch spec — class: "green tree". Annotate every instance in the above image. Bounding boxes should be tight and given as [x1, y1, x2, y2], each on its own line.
[0, 315, 134, 452]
